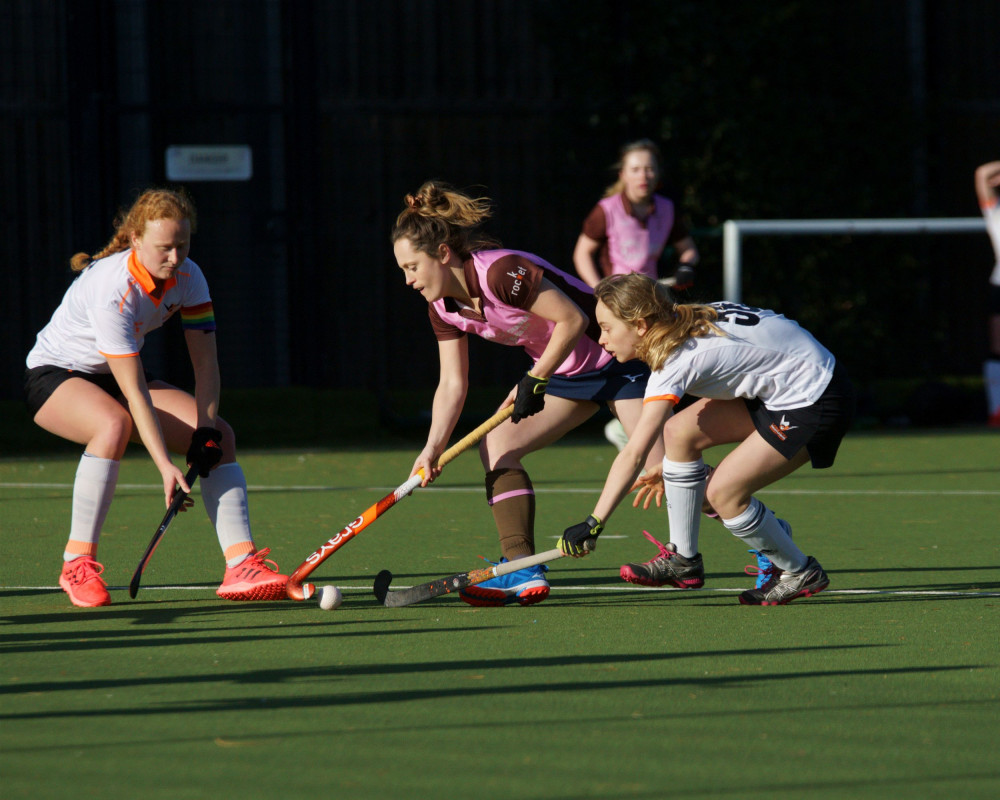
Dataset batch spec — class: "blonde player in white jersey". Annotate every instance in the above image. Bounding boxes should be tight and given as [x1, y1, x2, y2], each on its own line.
[974, 161, 1000, 427]
[25, 188, 288, 607]
[559, 273, 855, 605]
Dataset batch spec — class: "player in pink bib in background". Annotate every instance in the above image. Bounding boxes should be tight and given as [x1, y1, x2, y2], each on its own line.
[573, 138, 699, 288]
[574, 139, 700, 451]
[392, 181, 664, 607]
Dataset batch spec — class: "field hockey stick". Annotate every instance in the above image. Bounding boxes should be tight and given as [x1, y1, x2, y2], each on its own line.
[373, 546, 568, 607]
[285, 404, 515, 601]
[129, 464, 200, 599]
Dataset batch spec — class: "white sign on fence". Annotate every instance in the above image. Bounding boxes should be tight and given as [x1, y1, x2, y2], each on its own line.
[165, 145, 253, 181]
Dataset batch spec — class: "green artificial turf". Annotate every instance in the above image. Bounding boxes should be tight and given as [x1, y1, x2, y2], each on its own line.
[2, 429, 998, 799]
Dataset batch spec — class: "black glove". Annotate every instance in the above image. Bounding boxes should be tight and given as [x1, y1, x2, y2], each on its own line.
[560, 514, 603, 556]
[673, 263, 696, 290]
[512, 371, 548, 423]
[186, 426, 223, 478]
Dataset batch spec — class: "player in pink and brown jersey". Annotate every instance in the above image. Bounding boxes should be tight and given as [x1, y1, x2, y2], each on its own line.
[573, 138, 699, 289]
[392, 181, 664, 606]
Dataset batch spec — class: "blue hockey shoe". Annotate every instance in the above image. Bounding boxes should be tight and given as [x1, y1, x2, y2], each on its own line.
[459, 557, 549, 607]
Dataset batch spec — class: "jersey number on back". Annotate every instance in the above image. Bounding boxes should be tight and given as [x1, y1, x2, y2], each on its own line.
[713, 302, 762, 326]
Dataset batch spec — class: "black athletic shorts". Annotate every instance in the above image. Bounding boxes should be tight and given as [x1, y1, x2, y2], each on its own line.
[989, 283, 1000, 316]
[23, 365, 154, 419]
[546, 358, 649, 403]
[744, 361, 855, 469]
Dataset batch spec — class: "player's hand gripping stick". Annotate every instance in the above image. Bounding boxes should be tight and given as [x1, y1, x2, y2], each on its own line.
[186, 426, 223, 478]
[559, 514, 604, 556]
[511, 371, 548, 423]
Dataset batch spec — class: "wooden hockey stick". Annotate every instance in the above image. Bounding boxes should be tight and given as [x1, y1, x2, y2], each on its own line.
[286, 404, 515, 601]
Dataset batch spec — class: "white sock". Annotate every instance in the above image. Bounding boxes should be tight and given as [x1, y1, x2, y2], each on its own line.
[985, 360, 1000, 414]
[200, 463, 255, 567]
[64, 453, 119, 561]
[722, 497, 807, 573]
[662, 457, 708, 558]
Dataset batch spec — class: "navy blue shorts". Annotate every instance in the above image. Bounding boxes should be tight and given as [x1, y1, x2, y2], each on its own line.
[24, 365, 154, 418]
[745, 361, 855, 469]
[546, 359, 649, 403]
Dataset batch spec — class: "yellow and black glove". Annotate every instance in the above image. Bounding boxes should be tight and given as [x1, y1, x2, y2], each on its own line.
[560, 514, 603, 556]
[512, 371, 548, 423]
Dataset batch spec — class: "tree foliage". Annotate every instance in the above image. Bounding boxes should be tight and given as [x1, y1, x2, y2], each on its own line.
[534, 1, 982, 397]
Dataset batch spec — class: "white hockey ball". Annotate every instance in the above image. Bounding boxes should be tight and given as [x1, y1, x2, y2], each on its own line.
[318, 585, 343, 611]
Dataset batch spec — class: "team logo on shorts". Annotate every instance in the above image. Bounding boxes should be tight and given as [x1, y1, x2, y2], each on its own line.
[769, 414, 797, 441]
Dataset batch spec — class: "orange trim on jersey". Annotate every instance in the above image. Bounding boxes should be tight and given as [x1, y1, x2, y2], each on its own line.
[127, 250, 177, 305]
[118, 280, 135, 313]
[643, 393, 680, 405]
[99, 350, 140, 359]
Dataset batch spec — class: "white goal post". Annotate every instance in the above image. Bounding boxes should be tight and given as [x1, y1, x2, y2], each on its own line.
[721, 217, 986, 303]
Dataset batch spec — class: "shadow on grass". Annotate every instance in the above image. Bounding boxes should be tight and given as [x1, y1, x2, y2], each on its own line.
[0, 656, 987, 721]
[540, 590, 1000, 608]
[0, 641, 902, 697]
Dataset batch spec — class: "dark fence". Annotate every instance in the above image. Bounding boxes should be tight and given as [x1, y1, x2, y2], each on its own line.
[3, 0, 999, 421]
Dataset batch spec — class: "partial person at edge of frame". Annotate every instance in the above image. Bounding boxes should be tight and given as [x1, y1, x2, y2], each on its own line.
[558, 273, 856, 606]
[572, 138, 700, 452]
[25, 187, 289, 608]
[974, 160, 1000, 428]
[392, 180, 665, 607]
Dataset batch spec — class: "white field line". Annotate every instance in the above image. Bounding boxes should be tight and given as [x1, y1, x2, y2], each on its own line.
[2, 482, 999, 497]
[6, 584, 999, 598]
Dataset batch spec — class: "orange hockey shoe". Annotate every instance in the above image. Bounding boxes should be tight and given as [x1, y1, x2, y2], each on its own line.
[216, 548, 289, 601]
[59, 556, 112, 607]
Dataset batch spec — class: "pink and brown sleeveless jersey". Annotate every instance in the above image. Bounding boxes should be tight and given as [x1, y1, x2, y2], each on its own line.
[582, 192, 687, 279]
[428, 249, 612, 377]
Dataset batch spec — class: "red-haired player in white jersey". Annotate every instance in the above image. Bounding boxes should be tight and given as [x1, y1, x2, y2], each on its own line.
[25, 188, 288, 607]
[392, 181, 665, 607]
[974, 161, 1000, 427]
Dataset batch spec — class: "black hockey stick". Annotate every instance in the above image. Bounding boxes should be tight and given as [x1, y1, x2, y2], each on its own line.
[374, 546, 572, 608]
[128, 464, 200, 598]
